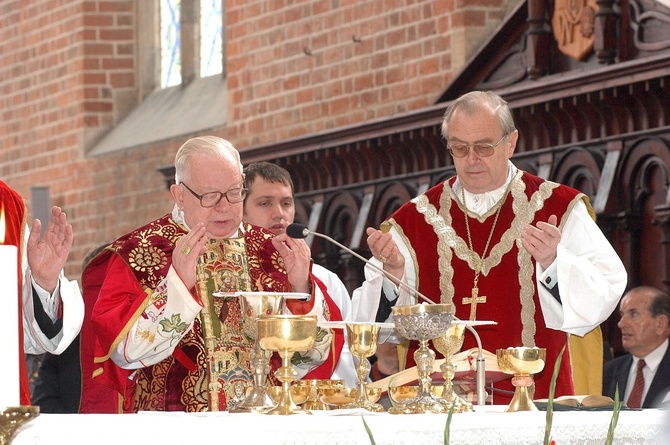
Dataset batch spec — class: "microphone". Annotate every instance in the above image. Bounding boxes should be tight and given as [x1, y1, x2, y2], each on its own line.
[286, 223, 434, 305]
[288, 222, 490, 405]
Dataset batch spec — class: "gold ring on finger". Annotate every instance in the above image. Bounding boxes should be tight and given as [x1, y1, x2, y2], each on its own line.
[181, 245, 191, 255]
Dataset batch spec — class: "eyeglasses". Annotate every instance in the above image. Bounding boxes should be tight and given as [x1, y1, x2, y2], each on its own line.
[180, 182, 248, 207]
[447, 134, 508, 158]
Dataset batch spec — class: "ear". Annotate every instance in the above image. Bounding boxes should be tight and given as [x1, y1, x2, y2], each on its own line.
[506, 130, 518, 158]
[171, 183, 184, 208]
[655, 313, 670, 335]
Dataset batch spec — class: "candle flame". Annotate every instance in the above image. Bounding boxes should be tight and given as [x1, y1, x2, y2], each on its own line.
[0, 203, 5, 244]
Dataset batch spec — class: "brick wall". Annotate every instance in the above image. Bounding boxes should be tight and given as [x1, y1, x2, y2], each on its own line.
[0, 0, 512, 281]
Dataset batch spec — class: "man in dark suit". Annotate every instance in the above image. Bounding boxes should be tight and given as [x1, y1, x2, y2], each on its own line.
[603, 286, 670, 408]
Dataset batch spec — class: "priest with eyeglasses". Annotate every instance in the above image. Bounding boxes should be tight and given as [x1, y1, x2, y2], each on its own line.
[352, 90, 627, 403]
[80, 136, 338, 413]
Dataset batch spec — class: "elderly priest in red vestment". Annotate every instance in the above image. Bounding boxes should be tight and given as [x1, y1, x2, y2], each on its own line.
[352, 91, 628, 402]
[80, 136, 341, 413]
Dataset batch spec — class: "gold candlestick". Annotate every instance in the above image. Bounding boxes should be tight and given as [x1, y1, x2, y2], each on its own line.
[0, 406, 39, 445]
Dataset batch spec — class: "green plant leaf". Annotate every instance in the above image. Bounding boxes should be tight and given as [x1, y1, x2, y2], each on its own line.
[361, 415, 376, 445]
[444, 403, 455, 445]
[544, 345, 565, 445]
[605, 386, 621, 445]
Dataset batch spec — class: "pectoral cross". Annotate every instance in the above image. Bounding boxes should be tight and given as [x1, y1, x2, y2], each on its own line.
[462, 287, 486, 321]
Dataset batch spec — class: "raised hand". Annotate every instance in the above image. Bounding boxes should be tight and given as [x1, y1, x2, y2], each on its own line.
[520, 214, 561, 269]
[27, 206, 73, 293]
[173, 223, 208, 290]
[271, 233, 311, 293]
[365, 226, 405, 280]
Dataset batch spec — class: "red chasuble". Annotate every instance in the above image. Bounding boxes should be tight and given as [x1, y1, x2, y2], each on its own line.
[390, 171, 598, 401]
[0, 181, 30, 405]
[80, 216, 343, 413]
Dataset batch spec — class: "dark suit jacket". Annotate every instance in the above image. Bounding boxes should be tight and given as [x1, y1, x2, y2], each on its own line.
[603, 346, 670, 408]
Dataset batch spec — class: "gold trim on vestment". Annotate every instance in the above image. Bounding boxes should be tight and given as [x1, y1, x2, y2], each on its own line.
[196, 236, 254, 412]
[411, 172, 563, 347]
[388, 217, 422, 304]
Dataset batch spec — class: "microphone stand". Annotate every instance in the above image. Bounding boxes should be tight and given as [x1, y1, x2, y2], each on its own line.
[465, 325, 487, 406]
[304, 230, 435, 305]
[293, 225, 488, 405]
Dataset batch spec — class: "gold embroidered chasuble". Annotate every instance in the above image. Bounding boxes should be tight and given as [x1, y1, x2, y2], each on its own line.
[134, 223, 291, 412]
[80, 215, 304, 413]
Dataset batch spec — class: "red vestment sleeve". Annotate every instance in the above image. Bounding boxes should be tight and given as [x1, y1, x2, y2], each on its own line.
[80, 253, 150, 413]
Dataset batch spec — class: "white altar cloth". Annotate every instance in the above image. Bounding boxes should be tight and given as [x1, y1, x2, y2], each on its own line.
[12, 406, 668, 445]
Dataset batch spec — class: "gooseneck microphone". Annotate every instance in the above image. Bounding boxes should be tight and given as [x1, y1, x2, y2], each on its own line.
[286, 223, 434, 305]
[287, 222, 488, 406]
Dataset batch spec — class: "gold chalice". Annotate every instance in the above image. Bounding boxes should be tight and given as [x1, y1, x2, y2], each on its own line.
[496, 347, 546, 412]
[0, 406, 39, 445]
[257, 315, 317, 415]
[432, 323, 473, 413]
[388, 303, 453, 414]
[342, 323, 384, 412]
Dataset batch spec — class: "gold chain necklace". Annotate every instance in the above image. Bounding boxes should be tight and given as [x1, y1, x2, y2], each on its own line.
[460, 185, 506, 320]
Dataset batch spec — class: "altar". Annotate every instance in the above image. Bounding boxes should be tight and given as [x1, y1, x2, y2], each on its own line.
[11, 406, 667, 445]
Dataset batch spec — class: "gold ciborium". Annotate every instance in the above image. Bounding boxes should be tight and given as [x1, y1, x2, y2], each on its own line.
[257, 315, 317, 415]
[320, 387, 382, 409]
[0, 406, 39, 445]
[294, 379, 345, 411]
[388, 303, 453, 414]
[342, 323, 384, 412]
[432, 323, 473, 413]
[496, 347, 546, 412]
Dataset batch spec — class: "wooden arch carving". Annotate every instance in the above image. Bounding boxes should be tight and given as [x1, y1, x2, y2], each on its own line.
[551, 146, 604, 199]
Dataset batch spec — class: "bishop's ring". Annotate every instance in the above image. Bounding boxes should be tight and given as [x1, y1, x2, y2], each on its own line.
[181, 244, 191, 255]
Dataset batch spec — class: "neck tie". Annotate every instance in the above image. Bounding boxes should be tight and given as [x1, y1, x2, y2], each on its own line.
[627, 359, 646, 409]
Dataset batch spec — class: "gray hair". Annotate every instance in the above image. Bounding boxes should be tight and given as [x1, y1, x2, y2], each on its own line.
[441, 91, 517, 140]
[174, 136, 242, 184]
